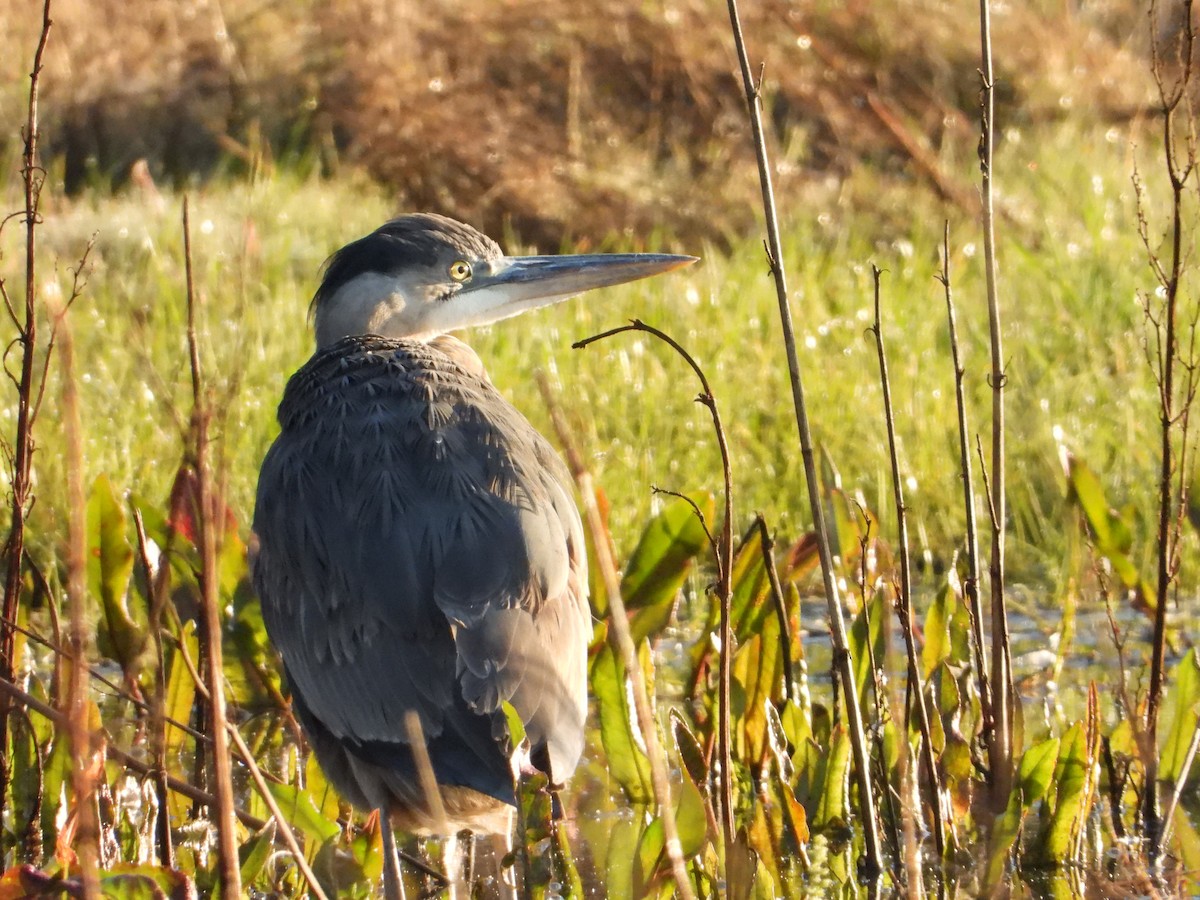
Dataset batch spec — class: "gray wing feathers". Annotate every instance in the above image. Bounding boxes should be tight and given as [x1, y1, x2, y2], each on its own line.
[253, 336, 589, 789]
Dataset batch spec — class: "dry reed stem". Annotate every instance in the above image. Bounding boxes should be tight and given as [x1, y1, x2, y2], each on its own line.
[937, 222, 992, 748]
[1142, 0, 1197, 864]
[722, 0, 884, 876]
[868, 265, 946, 859]
[183, 198, 241, 897]
[978, 0, 1014, 812]
[0, 0, 53, 835]
[57, 295, 100, 897]
[537, 373, 697, 900]
[403, 711, 450, 839]
[224, 722, 332, 900]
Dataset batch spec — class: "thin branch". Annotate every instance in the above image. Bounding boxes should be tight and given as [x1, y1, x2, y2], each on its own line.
[869, 265, 946, 859]
[754, 514, 796, 704]
[938, 222, 993, 749]
[0, 0, 54, 830]
[720, 0, 884, 875]
[576, 319, 737, 857]
[978, 0, 1014, 811]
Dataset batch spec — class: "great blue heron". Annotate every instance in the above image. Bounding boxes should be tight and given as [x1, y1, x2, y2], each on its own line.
[252, 214, 693, 897]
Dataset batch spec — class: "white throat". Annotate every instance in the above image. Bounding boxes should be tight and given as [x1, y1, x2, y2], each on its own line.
[314, 273, 416, 348]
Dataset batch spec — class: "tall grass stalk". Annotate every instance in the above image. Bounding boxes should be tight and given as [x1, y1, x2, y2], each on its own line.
[722, 0, 884, 875]
[183, 199, 241, 897]
[977, 0, 1014, 811]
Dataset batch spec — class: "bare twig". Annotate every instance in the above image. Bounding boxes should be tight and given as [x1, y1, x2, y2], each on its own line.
[721, 0, 884, 875]
[868, 266, 946, 859]
[183, 198, 241, 896]
[978, 0, 1014, 811]
[536, 374, 697, 900]
[755, 515, 796, 703]
[0, 0, 53, 828]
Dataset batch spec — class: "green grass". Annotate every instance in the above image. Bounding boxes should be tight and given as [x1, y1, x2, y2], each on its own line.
[1, 118, 1171, 598]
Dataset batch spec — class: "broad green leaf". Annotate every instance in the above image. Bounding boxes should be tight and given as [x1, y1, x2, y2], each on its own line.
[985, 737, 1061, 891]
[305, 752, 342, 825]
[848, 587, 886, 713]
[733, 615, 781, 765]
[675, 761, 708, 858]
[922, 581, 953, 678]
[1161, 648, 1200, 784]
[88, 474, 145, 672]
[634, 817, 665, 895]
[671, 710, 708, 789]
[1018, 737, 1061, 803]
[812, 725, 850, 831]
[266, 781, 340, 845]
[238, 818, 276, 886]
[604, 806, 644, 900]
[501, 699, 527, 751]
[622, 492, 711, 609]
[591, 643, 652, 803]
[1039, 722, 1093, 862]
[164, 622, 199, 765]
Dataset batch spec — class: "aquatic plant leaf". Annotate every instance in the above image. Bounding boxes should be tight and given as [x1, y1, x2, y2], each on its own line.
[624, 492, 710, 653]
[734, 613, 781, 764]
[238, 818, 276, 887]
[984, 737, 1061, 891]
[96, 864, 192, 898]
[1019, 737, 1061, 802]
[305, 752, 342, 827]
[671, 709, 708, 790]
[163, 622, 199, 766]
[265, 781, 340, 845]
[922, 581, 953, 679]
[727, 827, 758, 900]
[604, 808, 644, 900]
[1039, 722, 1093, 862]
[1161, 648, 1200, 784]
[591, 643, 653, 803]
[849, 587, 886, 714]
[675, 760, 709, 858]
[812, 725, 850, 831]
[88, 474, 145, 674]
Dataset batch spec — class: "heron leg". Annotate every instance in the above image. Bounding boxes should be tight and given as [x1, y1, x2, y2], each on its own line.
[380, 811, 407, 900]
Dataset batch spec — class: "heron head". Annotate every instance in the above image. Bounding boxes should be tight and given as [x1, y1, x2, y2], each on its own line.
[312, 214, 697, 348]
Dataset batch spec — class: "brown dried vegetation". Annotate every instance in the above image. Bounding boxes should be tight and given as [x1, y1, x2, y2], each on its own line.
[0, 0, 1153, 246]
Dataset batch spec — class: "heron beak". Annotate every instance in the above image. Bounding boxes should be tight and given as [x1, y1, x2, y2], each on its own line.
[451, 252, 698, 329]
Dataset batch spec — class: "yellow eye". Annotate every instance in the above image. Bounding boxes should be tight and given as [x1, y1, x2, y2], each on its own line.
[448, 260, 472, 282]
